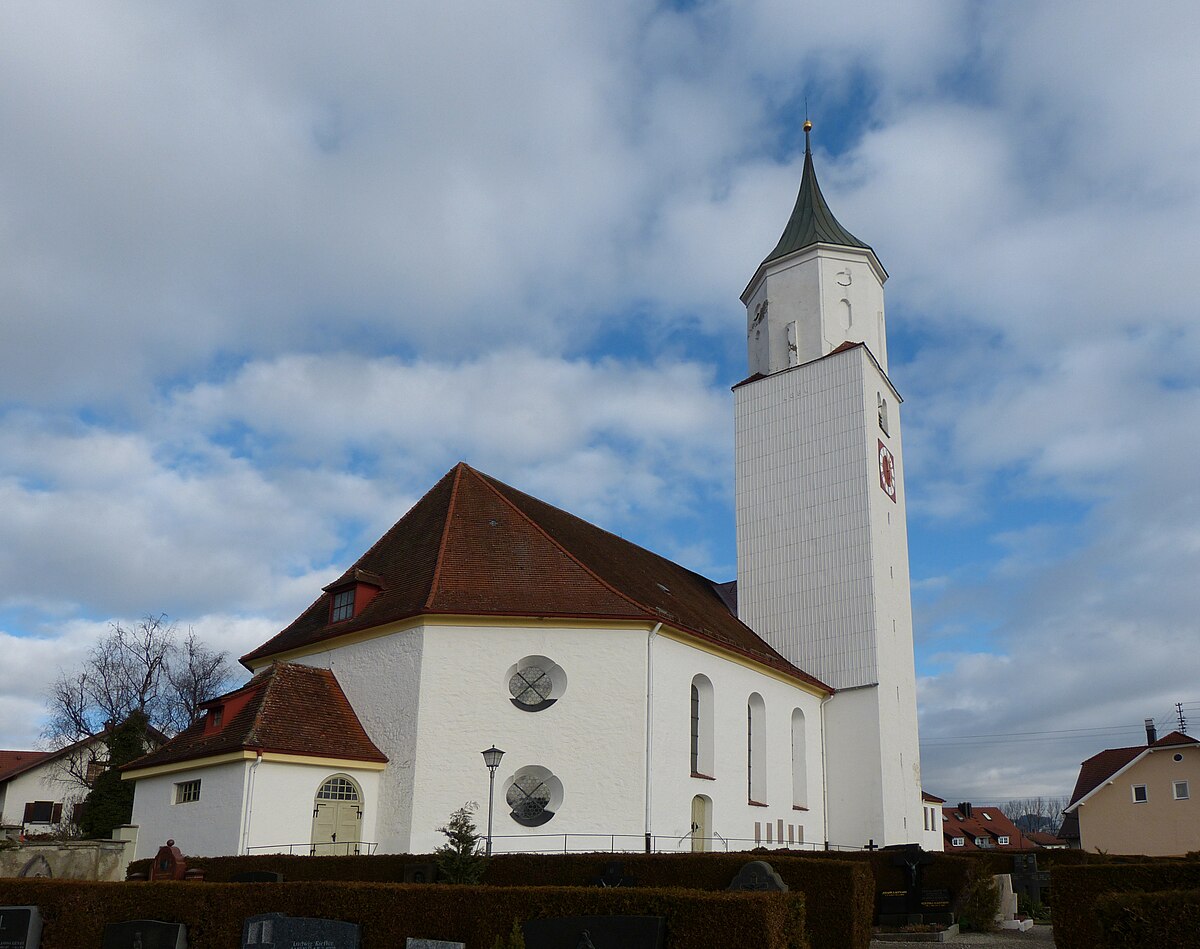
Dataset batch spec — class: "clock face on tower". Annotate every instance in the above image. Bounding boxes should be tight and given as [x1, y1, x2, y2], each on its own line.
[878, 440, 897, 502]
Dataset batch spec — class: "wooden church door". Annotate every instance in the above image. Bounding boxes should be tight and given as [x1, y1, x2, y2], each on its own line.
[690, 794, 710, 853]
[311, 775, 363, 855]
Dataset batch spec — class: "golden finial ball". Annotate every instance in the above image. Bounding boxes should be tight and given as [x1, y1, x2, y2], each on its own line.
[803, 120, 813, 132]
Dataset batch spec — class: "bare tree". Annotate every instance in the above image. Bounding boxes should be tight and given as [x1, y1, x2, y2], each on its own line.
[997, 795, 1071, 834]
[43, 614, 234, 788]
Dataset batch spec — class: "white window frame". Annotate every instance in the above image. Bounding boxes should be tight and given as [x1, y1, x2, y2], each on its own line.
[1132, 784, 1148, 803]
[952, 836, 965, 847]
[998, 835, 1010, 845]
[1174, 780, 1190, 801]
[174, 779, 201, 804]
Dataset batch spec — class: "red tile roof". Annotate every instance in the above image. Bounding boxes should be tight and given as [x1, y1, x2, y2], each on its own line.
[124, 662, 387, 772]
[0, 750, 52, 783]
[942, 804, 1038, 851]
[241, 463, 829, 692]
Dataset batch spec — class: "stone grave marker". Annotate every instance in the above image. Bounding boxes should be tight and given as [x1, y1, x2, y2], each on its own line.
[877, 845, 949, 926]
[522, 916, 666, 949]
[591, 860, 636, 888]
[726, 860, 788, 892]
[148, 840, 187, 881]
[100, 920, 187, 949]
[242, 912, 360, 949]
[402, 863, 439, 884]
[229, 871, 284, 883]
[406, 940, 465, 949]
[0, 906, 42, 949]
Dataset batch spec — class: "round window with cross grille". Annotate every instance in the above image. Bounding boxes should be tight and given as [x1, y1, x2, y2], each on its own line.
[504, 765, 563, 827]
[505, 656, 567, 711]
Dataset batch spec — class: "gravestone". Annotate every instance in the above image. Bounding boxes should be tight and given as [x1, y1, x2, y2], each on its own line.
[591, 860, 636, 888]
[877, 845, 949, 926]
[242, 913, 360, 949]
[101, 920, 187, 949]
[402, 863, 439, 884]
[1010, 853, 1050, 907]
[0, 906, 42, 949]
[726, 860, 788, 892]
[406, 940, 465, 949]
[229, 871, 284, 883]
[148, 840, 187, 881]
[522, 917, 666, 949]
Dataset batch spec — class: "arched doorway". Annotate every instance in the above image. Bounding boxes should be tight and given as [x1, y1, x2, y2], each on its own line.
[311, 774, 363, 855]
[690, 794, 712, 853]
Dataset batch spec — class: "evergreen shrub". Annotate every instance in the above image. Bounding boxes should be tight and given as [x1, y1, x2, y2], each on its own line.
[1094, 887, 1200, 948]
[1052, 861, 1200, 949]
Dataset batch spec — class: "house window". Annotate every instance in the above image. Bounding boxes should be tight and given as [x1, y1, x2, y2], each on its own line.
[1133, 784, 1148, 803]
[22, 801, 62, 824]
[504, 766, 563, 827]
[998, 835, 1010, 845]
[1174, 780, 1190, 801]
[690, 675, 714, 777]
[316, 775, 361, 801]
[174, 779, 201, 804]
[330, 588, 355, 622]
[952, 837, 965, 847]
[506, 656, 567, 711]
[86, 758, 108, 784]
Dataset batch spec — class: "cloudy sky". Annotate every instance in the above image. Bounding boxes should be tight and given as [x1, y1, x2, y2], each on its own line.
[2, 1, 1198, 807]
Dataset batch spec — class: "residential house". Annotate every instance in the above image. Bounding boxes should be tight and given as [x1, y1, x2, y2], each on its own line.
[942, 802, 1039, 852]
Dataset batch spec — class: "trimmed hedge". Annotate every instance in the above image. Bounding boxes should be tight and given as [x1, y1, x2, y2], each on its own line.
[0, 878, 806, 949]
[1094, 887, 1200, 948]
[1052, 862, 1200, 949]
[128, 851, 867, 949]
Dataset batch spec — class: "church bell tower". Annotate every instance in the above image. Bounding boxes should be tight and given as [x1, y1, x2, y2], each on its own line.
[734, 121, 923, 847]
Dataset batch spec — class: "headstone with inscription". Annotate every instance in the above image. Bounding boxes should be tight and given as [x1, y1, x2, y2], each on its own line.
[242, 913, 360, 949]
[0, 906, 42, 949]
[522, 917, 665, 949]
[100, 920, 187, 949]
[726, 860, 788, 892]
[406, 940, 465, 949]
[877, 845, 950, 926]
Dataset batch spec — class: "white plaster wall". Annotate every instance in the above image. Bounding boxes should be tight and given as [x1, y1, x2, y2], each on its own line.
[407, 622, 649, 854]
[735, 347, 878, 689]
[242, 761, 381, 855]
[648, 634, 826, 852]
[128, 761, 247, 859]
[824, 687, 886, 848]
[291, 624, 423, 852]
[745, 247, 886, 377]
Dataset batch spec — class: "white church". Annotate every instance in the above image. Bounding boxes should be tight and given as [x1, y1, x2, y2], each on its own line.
[124, 124, 930, 860]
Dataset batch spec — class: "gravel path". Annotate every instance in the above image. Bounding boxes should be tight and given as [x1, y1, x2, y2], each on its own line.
[872, 925, 1056, 948]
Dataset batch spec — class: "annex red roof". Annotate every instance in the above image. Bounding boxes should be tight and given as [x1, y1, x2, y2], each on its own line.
[241, 463, 829, 692]
[125, 662, 387, 772]
[0, 750, 52, 783]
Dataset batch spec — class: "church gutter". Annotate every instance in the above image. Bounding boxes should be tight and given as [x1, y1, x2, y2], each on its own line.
[644, 621, 662, 852]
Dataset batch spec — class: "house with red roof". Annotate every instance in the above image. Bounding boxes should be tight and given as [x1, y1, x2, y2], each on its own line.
[124, 126, 927, 860]
[1061, 722, 1199, 855]
[941, 802, 1038, 852]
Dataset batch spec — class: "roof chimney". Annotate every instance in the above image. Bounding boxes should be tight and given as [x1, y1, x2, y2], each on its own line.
[1145, 719, 1157, 745]
[958, 802, 972, 818]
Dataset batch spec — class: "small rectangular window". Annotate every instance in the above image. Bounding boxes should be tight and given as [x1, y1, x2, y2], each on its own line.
[952, 837, 964, 847]
[1175, 780, 1190, 801]
[331, 588, 355, 622]
[174, 779, 201, 804]
[86, 758, 108, 784]
[998, 835, 1010, 845]
[22, 801, 60, 823]
[1133, 784, 1148, 803]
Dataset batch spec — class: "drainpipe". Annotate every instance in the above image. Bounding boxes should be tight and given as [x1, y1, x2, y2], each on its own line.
[820, 692, 833, 849]
[240, 750, 263, 855]
[644, 622, 662, 853]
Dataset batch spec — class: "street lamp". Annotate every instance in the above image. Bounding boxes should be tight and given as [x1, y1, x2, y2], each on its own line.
[481, 745, 505, 856]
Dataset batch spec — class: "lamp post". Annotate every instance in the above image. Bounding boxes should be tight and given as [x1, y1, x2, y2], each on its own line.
[481, 745, 505, 856]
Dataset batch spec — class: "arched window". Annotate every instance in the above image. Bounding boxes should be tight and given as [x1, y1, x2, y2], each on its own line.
[747, 693, 766, 803]
[791, 708, 808, 808]
[690, 675, 714, 777]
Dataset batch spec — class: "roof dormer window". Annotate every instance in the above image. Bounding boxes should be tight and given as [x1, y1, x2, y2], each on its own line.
[331, 588, 355, 622]
[208, 707, 223, 729]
